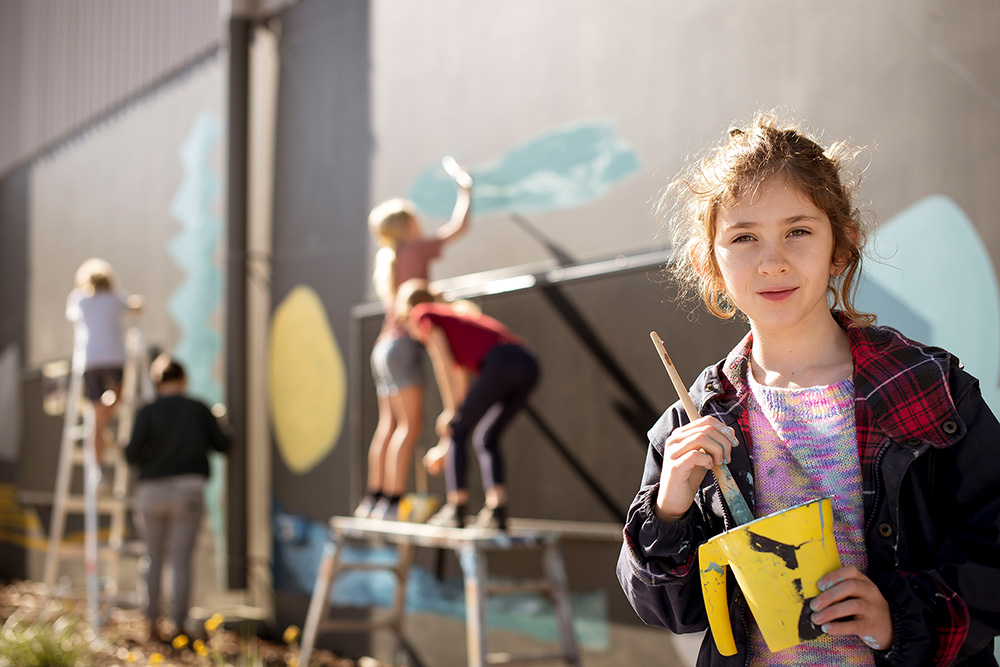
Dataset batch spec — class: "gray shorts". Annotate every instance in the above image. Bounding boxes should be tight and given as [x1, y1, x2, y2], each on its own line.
[371, 333, 425, 396]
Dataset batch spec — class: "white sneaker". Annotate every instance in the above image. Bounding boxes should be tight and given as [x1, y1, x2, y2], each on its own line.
[370, 497, 400, 521]
[353, 495, 378, 518]
[426, 503, 465, 528]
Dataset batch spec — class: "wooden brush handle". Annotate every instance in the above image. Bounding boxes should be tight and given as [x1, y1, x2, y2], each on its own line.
[650, 332, 754, 525]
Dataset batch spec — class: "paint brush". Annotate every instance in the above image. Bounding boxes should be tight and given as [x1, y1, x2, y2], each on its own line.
[650, 331, 754, 525]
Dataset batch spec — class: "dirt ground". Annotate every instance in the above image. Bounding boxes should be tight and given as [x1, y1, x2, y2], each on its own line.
[0, 580, 362, 667]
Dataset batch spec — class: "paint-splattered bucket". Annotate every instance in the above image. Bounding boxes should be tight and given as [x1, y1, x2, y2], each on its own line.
[699, 497, 840, 655]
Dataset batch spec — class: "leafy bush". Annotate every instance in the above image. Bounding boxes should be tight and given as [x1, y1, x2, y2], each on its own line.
[0, 605, 95, 667]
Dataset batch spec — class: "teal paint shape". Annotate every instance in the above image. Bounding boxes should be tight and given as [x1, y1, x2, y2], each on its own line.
[409, 120, 640, 218]
[167, 110, 227, 584]
[856, 195, 1000, 412]
[167, 110, 224, 406]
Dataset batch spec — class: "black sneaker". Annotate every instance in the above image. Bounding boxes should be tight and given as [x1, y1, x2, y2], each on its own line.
[427, 502, 466, 528]
[472, 505, 508, 530]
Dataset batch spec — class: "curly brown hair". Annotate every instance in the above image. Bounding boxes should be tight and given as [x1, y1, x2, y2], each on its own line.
[660, 111, 874, 325]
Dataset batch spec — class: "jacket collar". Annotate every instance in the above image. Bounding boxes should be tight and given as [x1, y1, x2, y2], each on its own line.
[698, 312, 965, 448]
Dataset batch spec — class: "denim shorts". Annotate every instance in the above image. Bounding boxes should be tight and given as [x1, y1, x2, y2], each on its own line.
[82, 366, 124, 402]
[370, 333, 425, 396]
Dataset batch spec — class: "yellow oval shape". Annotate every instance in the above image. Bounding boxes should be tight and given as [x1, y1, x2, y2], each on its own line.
[268, 285, 346, 474]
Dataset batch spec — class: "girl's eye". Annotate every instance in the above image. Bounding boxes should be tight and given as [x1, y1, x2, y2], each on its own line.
[731, 234, 754, 244]
[788, 228, 811, 238]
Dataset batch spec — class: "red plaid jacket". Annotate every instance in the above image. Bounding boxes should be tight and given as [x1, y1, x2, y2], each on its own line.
[618, 313, 1000, 666]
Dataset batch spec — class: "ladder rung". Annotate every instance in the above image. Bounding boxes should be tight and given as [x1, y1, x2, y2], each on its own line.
[66, 425, 90, 442]
[19, 490, 129, 508]
[61, 496, 130, 513]
[318, 616, 399, 633]
[486, 651, 571, 664]
[335, 562, 406, 574]
[49, 544, 127, 559]
[486, 580, 555, 597]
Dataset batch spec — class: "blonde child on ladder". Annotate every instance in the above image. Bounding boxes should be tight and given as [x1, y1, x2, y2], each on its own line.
[617, 111, 1000, 665]
[356, 159, 473, 521]
[65, 258, 143, 466]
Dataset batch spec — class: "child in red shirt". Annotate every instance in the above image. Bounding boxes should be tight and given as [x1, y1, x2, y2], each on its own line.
[397, 279, 539, 530]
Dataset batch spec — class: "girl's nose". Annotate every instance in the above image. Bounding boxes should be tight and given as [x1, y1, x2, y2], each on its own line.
[758, 244, 789, 275]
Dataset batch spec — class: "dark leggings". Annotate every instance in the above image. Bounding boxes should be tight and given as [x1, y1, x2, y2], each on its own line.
[445, 344, 539, 494]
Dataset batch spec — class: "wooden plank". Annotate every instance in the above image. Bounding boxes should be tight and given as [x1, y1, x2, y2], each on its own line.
[330, 515, 622, 545]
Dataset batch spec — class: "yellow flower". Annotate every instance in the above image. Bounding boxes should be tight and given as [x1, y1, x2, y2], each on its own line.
[287, 657, 301, 667]
[193, 639, 208, 656]
[125, 650, 138, 663]
[204, 612, 225, 633]
[283, 624, 301, 645]
[172, 634, 189, 649]
[150, 653, 164, 664]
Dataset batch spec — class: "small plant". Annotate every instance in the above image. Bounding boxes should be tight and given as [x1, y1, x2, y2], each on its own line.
[0, 604, 95, 667]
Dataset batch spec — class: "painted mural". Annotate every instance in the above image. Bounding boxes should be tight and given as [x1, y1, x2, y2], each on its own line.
[167, 110, 229, 582]
[857, 195, 1000, 411]
[267, 285, 347, 475]
[409, 120, 640, 220]
[168, 111, 226, 406]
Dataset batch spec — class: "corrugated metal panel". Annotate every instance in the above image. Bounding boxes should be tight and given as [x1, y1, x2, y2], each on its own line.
[0, 0, 224, 178]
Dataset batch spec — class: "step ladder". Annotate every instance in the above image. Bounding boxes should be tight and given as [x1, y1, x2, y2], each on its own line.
[43, 325, 150, 627]
[299, 516, 582, 667]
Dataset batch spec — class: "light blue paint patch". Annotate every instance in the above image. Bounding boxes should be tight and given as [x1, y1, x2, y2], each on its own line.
[167, 110, 224, 406]
[271, 503, 610, 651]
[857, 195, 1000, 413]
[408, 120, 640, 219]
[703, 562, 726, 576]
[167, 110, 226, 584]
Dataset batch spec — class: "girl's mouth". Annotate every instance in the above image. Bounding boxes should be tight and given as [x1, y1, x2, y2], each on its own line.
[758, 288, 796, 301]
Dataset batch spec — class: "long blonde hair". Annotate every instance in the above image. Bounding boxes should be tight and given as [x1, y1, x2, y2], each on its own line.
[369, 198, 419, 305]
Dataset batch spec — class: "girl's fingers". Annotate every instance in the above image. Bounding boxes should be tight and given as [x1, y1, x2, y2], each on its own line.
[656, 418, 740, 522]
[665, 419, 737, 466]
[809, 566, 893, 650]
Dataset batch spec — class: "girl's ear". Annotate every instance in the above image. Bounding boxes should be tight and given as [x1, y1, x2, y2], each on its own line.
[831, 221, 861, 276]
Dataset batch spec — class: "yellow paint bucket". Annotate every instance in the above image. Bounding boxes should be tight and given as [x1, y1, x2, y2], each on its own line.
[699, 497, 840, 655]
[398, 493, 441, 523]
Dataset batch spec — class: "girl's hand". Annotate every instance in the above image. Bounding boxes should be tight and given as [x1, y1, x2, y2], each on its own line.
[810, 565, 894, 652]
[423, 442, 449, 476]
[442, 156, 473, 190]
[436, 411, 454, 437]
[655, 416, 738, 522]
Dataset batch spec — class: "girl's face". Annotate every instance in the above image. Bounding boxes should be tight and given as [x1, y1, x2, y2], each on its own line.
[712, 178, 839, 337]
